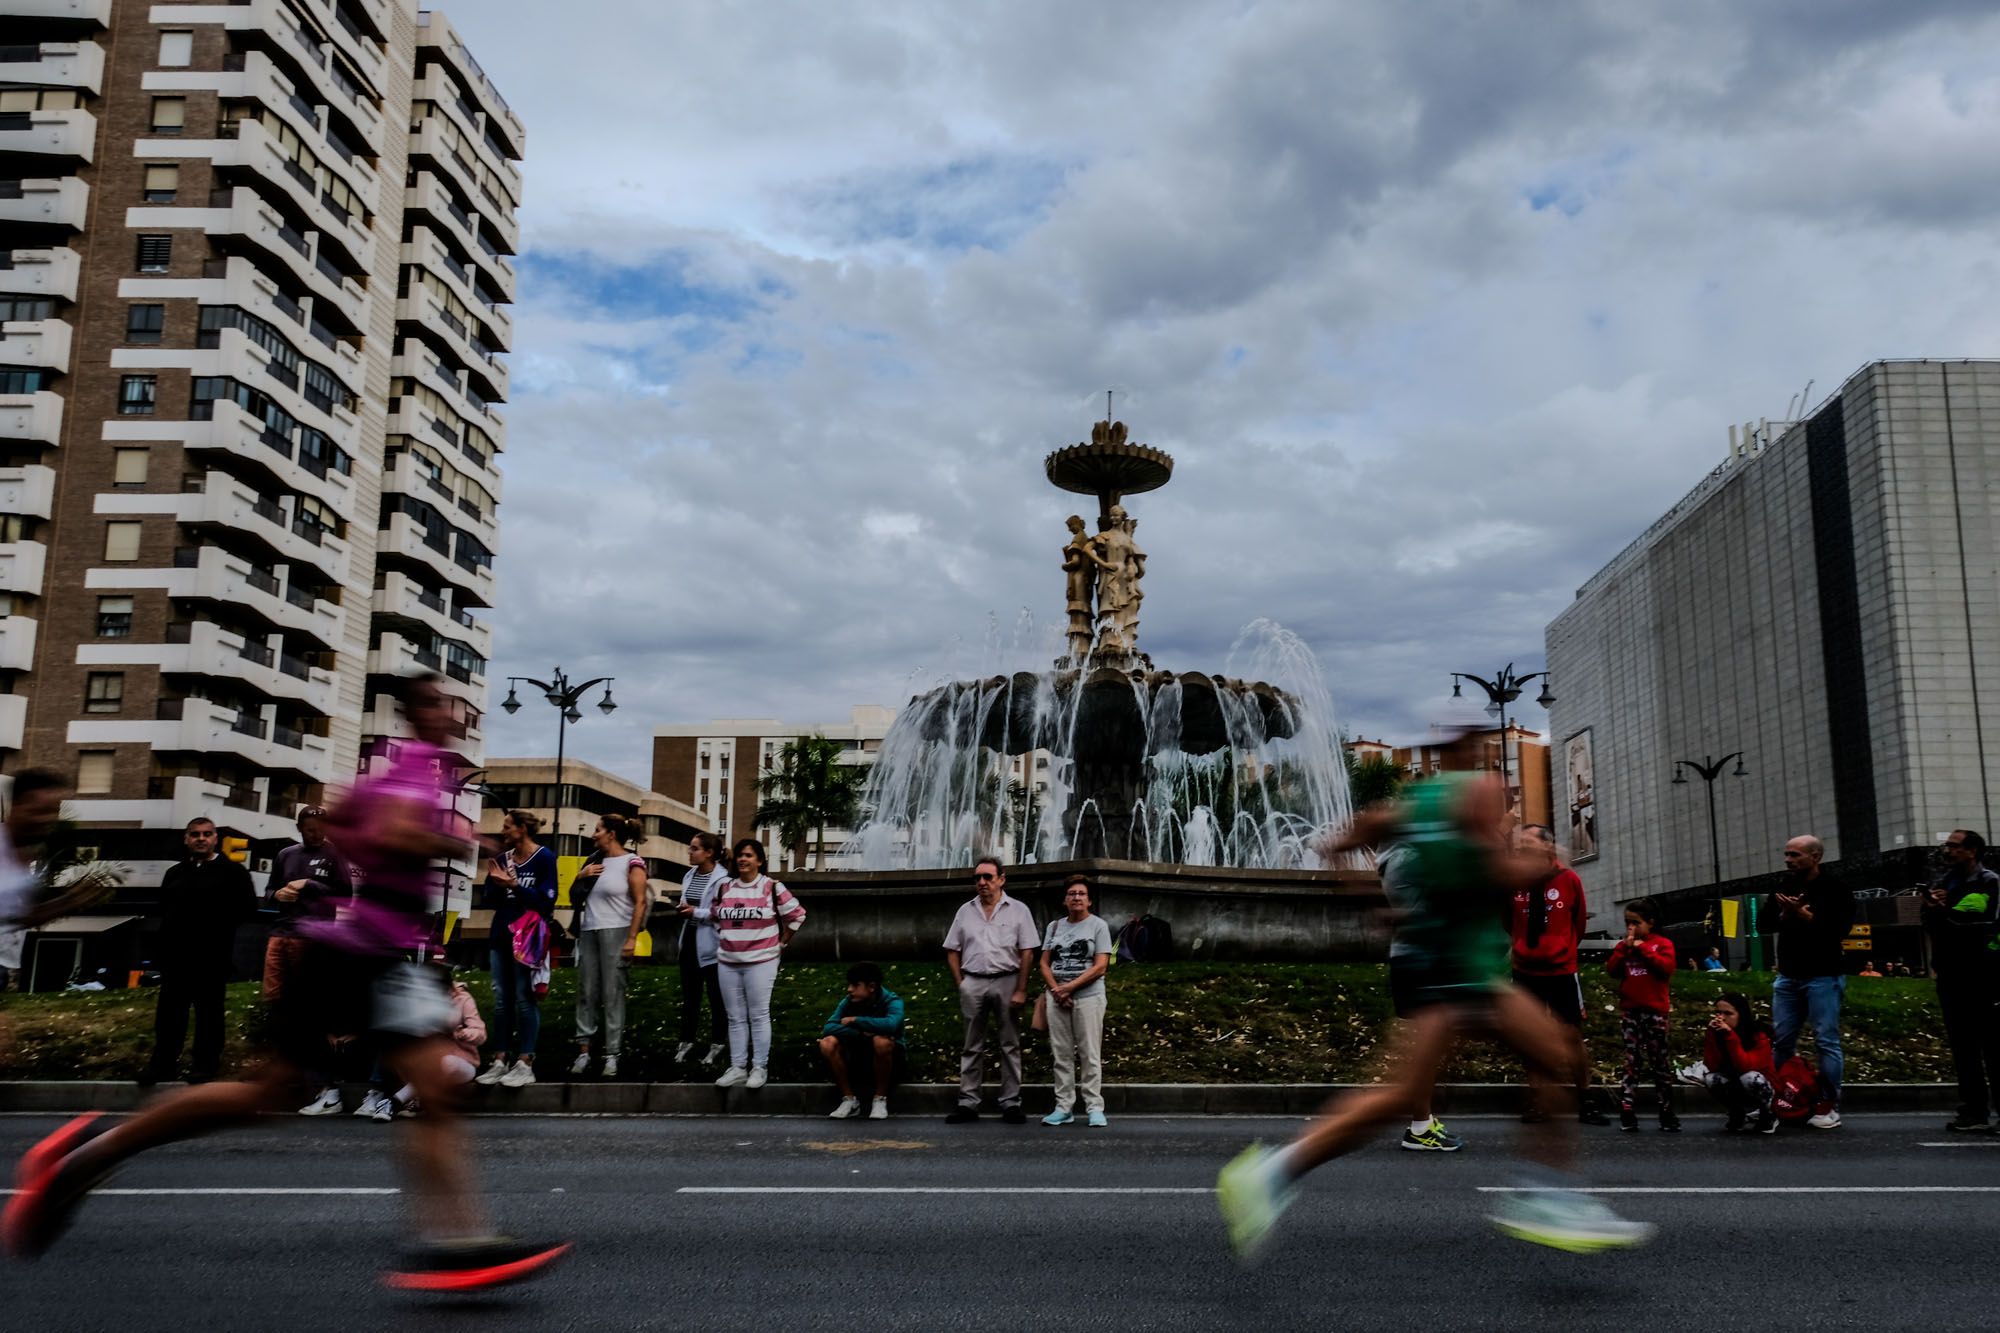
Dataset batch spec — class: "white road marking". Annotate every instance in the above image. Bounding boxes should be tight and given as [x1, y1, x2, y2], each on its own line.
[0, 1187, 399, 1196]
[1477, 1186, 2000, 1194]
[678, 1186, 1213, 1195]
[1916, 1141, 2000, 1148]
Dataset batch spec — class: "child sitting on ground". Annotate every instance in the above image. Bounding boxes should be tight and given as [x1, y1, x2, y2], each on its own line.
[391, 968, 486, 1118]
[1607, 898, 1678, 1132]
[1702, 991, 1777, 1135]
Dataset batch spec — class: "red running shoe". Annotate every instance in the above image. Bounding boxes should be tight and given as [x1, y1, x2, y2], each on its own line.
[12, 1112, 104, 1191]
[383, 1237, 572, 1292]
[4, 1117, 114, 1260]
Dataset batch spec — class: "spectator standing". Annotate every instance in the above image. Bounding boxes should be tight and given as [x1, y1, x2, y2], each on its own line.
[819, 961, 905, 1120]
[265, 806, 354, 1116]
[1606, 898, 1678, 1132]
[1702, 991, 1777, 1134]
[1040, 874, 1114, 1127]
[1509, 825, 1609, 1126]
[1923, 829, 2000, 1133]
[942, 856, 1038, 1124]
[568, 815, 649, 1079]
[1766, 834, 1856, 1129]
[140, 818, 255, 1085]
[474, 811, 557, 1090]
[686, 837, 804, 1090]
[674, 831, 730, 1066]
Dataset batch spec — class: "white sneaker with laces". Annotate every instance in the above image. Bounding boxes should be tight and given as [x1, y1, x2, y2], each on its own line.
[602, 1056, 620, 1079]
[1808, 1108, 1842, 1130]
[569, 1051, 591, 1076]
[746, 1067, 768, 1090]
[829, 1097, 861, 1119]
[361, 1091, 394, 1123]
[869, 1098, 889, 1121]
[714, 1066, 748, 1088]
[298, 1087, 343, 1116]
[500, 1060, 536, 1089]
[674, 1042, 695, 1062]
[702, 1043, 726, 1066]
[473, 1058, 509, 1087]
[354, 1091, 388, 1120]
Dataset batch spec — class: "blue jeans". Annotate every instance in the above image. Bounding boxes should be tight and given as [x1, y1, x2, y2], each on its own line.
[1772, 973, 1845, 1105]
[489, 946, 541, 1061]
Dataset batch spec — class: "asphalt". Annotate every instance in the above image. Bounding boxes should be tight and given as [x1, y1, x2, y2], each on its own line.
[3, 1111, 1996, 1331]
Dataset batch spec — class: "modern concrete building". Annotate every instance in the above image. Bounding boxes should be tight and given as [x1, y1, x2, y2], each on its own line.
[0, 1, 520, 869]
[1546, 360, 1999, 929]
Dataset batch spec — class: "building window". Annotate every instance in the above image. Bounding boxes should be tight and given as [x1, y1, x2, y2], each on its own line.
[118, 375, 157, 415]
[126, 304, 165, 345]
[136, 235, 172, 273]
[96, 596, 134, 638]
[76, 752, 115, 795]
[158, 31, 194, 66]
[150, 97, 186, 134]
[143, 164, 179, 203]
[0, 89, 78, 112]
[103, 521, 142, 562]
[112, 448, 149, 486]
[84, 673, 124, 714]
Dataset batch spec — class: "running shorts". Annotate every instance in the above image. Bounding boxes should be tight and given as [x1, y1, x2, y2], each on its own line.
[1511, 970, 1584, 1027]
[1391, 955, 1504, 1018]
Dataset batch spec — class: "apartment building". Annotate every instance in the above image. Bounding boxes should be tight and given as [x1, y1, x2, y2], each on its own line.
[0, 0, 520, 865]
[1344, 723, 1553, 827]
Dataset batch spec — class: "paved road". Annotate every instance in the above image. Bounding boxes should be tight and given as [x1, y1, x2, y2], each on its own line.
[3, 1111, 1996, 1330]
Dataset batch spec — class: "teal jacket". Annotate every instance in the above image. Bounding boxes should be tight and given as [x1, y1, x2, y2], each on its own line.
[821, 987, 906, 1047]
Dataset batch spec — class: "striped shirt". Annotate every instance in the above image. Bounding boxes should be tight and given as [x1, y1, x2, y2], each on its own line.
[699, 874, 805, 966]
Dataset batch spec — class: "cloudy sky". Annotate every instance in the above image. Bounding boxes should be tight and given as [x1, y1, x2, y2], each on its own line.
[459, 0, 2000, 787]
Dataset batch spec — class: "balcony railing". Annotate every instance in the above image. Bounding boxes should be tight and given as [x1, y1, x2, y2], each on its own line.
[444, 661, 472, 684]
[290, 515, 324, 546]
[273, 723, 303, 749]
[416, 587, 446, 614]
[230, 712, 268, 739]
[155, 698, 185, 720]
[250, 495, 284, 526]
[278, 650, 312, 680]
[225, 784, 260, 810]
[246, 567, 280, 596]
[283, 582, 315, 610]
[413, 646, 442, 671]
[237, 638, 275, 668]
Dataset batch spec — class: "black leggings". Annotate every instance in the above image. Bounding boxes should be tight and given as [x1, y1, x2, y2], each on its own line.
[678, 942, 724, 1045]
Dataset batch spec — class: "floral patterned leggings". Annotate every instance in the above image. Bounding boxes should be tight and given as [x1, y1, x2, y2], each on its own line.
[1619, 1009, 1674, 1112]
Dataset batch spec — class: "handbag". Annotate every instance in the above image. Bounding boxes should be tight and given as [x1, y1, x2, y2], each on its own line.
[1031, 992, 1049, 1032]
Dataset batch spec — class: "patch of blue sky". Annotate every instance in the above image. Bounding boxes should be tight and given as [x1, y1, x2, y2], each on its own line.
[1522, 144, 1637, 219]
[799, 151, 1071, 254]
[519, 248, 786, 326]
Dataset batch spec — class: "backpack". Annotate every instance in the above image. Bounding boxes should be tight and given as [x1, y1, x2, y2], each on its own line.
[1770, 1055, 1823, 1124]
[1115, 914, 1175, 963]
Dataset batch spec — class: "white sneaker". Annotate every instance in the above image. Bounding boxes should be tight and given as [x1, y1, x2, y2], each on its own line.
[602, 1056, 620, 1079]
[569, 1051, 591, 1076]
[298, 1086, 343, 1116]
[829, 1097, 861, 1119]
[1808, 1109, 1843, 1130]
[746, 1067, 768, 1090]
[674, 1042, 695, 1062]
[702, 1043, 726, 1066]
[714, 1066, 748, 1088]
[500, 1060, 536, 1089]
[356, 1091, 394, 1123]
[869, 1098, 889, 1121]
[473, 1058, 509, 1087]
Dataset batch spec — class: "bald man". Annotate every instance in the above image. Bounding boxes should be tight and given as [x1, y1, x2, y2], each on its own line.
[1766, 835, 1855, 1128]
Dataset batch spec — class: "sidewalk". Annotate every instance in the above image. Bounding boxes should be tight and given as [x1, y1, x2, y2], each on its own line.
[0, 1081, 1959, 1116]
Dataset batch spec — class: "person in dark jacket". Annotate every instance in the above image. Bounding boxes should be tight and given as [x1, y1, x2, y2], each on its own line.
[1765, 834, 1856, 1129]
[140, 817, 256, 1085]
[473, 810, 558, 1090]
[818, 961, 905, 1120]
[262, 807, 351, 1001]
[1923, 830, 2000, 1132]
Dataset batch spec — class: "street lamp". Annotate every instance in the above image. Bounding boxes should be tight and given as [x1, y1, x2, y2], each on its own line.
[1672, 752, 1747, 885]
[1448, 664, 1554, 795]
[501, 666, 616, 858]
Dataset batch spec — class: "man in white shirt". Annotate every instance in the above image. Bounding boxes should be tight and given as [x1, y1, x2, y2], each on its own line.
[942, 856, 1038, 1124]
[0, 771, 75, 992]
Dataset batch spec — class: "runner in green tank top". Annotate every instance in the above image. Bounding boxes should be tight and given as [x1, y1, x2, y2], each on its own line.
[1217, 727, 1654, 1259]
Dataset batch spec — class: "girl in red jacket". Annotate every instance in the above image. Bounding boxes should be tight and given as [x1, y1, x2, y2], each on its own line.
[1703, 991, 1777, 1135]
[1607, 899, 1678, 1132]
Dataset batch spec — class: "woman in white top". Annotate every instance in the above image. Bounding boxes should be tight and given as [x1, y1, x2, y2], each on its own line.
[675, 830, 730, 1065]
[568, 814, 648, 1078]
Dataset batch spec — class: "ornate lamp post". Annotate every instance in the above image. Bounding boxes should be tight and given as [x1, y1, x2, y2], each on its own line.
[500, 666, 616, 858]
[1448, 664, 1555, 794]
[1671, 752, 1748, 885]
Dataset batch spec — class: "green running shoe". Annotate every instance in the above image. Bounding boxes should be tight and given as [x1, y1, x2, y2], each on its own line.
[1215, 1143, 1299, 1261]
[1488, 1188, 1655, 1254]
[1399, 1119, 1465, 1152]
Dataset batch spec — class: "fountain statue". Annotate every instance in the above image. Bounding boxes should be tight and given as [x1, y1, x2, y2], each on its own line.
[838, 416, 1352, 870]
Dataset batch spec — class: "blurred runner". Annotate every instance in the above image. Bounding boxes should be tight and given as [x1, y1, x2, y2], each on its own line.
[1217, 727, 1653, 1259]
[3, 676, 568, 1291]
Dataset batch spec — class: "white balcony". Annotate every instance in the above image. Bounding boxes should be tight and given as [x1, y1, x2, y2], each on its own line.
[177, 470, 352, 584]
[66, 773, 296, 843]
[0, 108, 95, 163]
[416, 11, 525, 162]
[0, 614, 36, 671]
[371, 568, 491, 660]
[155, 400, 357, 521]
[0, 464, 56, 519]
[149, 187, 366, 328]
[0, 177, 88, 231]
[5, 1, 110, 25]
[0, 540, 45, 597]
[0, 40, 104, 94]
[91, 542, 342, 651]
[0, 694, 24, 750]
[361, 693, 484, 770]
[403, 226, 512, 349]
[183, 116, 379, 261]
[69, 696, 333, 781]
[0, 316, 72, 372]
[77, 619, 336, 716]
[0, 391, 62, 447]
[1, 247, 79, 301]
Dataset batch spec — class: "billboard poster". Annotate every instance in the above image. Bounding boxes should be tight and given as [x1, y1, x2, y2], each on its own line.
[1564, 728, 1598, 862]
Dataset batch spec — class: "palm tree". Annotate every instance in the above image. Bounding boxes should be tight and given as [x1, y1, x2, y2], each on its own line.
[1345, 753, 1410, 810]
[753, 734, 869, 870]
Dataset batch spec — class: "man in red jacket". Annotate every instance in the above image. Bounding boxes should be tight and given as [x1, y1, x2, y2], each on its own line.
[1510, 825, 1609, 1125]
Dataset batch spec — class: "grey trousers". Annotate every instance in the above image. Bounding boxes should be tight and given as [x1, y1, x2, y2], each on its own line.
[1048, 991, 1107, 1114]
[957, 973, 1024, 1109]
[574, 928, 628, 1056]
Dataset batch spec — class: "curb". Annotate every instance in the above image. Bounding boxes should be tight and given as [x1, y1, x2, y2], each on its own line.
[0, 1081, 1961, 1116]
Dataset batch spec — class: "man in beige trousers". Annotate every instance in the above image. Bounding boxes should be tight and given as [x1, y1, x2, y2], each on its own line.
[942, 856, 1038, 1124]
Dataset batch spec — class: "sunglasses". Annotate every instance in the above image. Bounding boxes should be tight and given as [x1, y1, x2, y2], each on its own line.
[973, 872, 998, 881]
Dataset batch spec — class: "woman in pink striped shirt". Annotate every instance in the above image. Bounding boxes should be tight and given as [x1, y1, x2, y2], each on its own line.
[679, 838, 804, 1089]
